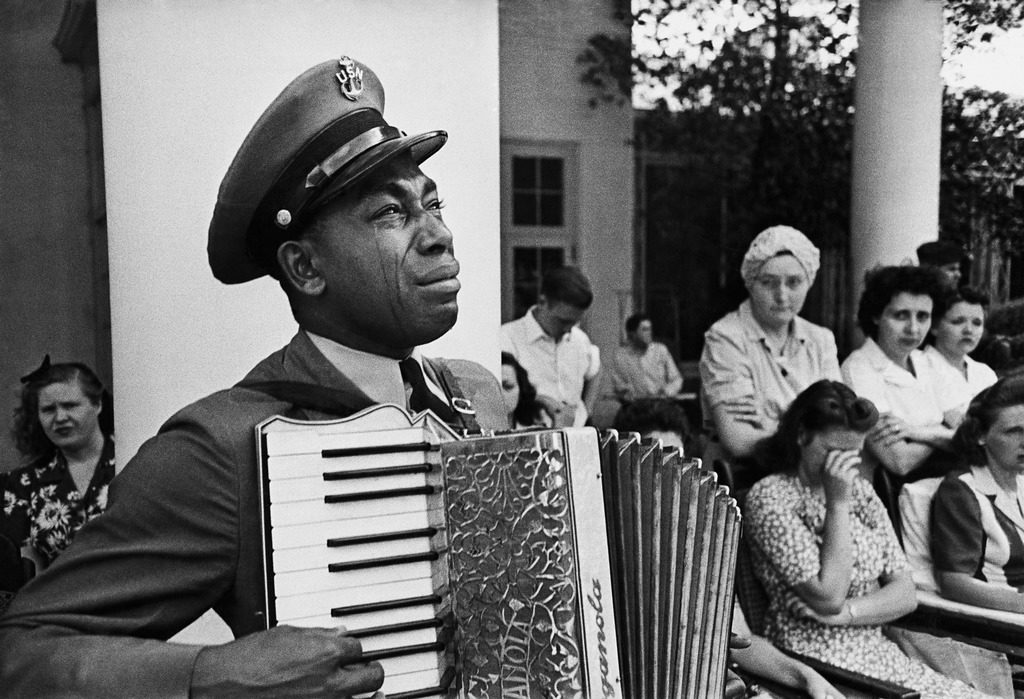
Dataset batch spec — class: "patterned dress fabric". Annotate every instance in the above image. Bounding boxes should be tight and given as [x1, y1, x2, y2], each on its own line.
[747, 472, 994, 699]
[1, 439, 115, 566]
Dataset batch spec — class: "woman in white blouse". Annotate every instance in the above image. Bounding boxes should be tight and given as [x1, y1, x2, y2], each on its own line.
[921, 286, 998, 430]
[841, 266, 953, 478]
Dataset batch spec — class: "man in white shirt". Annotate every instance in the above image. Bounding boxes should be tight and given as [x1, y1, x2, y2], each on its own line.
[610, 312, 683, 402]
[501, 266, 600, 427]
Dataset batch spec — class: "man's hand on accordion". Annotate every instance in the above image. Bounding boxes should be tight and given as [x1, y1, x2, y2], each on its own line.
[190, 625, 385, 698]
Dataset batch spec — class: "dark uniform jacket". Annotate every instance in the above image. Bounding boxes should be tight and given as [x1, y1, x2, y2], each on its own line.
[0, 331, 506, 697]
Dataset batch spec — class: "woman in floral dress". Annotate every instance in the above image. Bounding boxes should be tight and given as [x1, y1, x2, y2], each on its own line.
[2, 357, 114, 569]
[746, 380, 995, 698]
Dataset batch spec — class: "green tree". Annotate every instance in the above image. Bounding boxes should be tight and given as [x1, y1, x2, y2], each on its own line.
[580, 1, 1024, 341]
[940, 87, 1024, 249]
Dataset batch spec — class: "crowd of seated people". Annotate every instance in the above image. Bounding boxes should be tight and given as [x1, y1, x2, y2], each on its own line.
[5, 225, 1019, 698]
[607, 232, 1019, 696]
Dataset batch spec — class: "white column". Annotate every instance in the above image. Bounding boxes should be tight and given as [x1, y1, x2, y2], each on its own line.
[850, 0, 945, 299]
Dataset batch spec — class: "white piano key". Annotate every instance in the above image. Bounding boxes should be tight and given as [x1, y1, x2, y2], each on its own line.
[275, 560, 436, 596]
[377, 652, 445, 682]
[274, 578, 437, 621]
[267, 449, 437, 480]
[354, 664, 452, 699]
[282, 603, 440, 631]
[269, 493, 436, 526]
[355, 669, 451, 699]
[266, 427, 436, 458]
[273, 535, 439, 573]
[270, 510, 443, 549]
[358, 626, 442, 653]
[269, 472, 432, 503]
[379, 669, 448, 696]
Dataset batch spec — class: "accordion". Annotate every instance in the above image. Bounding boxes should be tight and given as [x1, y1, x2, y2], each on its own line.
[256, 405, 740, 698]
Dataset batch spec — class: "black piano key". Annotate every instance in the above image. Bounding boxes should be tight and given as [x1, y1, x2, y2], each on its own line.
[327, 527, 438, 548]
[347, 615, 445, 639]
[362, 640, 446, 663]
[332, 593, 442, 617]
[322, 442, 439, 458]
[387, 667, 457, 699]
[324, 485, 434, 504]
[323, 463, 432, 481]
[328, 550, 440, 573]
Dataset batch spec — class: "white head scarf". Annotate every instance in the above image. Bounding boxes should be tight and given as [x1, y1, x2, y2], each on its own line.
[740, 225, 820, 286]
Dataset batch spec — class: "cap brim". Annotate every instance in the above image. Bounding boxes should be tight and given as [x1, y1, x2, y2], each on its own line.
[310, 129, 447, 213]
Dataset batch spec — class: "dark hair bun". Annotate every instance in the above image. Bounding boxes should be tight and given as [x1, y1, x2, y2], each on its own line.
[848, 398, 879, 431]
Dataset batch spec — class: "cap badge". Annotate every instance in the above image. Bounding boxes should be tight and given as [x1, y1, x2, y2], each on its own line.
[335, 57, 364, 101]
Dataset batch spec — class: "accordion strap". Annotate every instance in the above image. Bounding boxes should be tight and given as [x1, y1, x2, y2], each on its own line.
[424, 358, 481, 434]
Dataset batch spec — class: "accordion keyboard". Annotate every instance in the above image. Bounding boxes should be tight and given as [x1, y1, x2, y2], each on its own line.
[260, 425, 454, 699]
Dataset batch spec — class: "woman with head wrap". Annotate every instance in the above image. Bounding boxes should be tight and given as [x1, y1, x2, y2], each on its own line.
[699, 225, 841, 491]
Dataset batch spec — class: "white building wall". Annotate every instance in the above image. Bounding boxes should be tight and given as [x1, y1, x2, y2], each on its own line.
[499, 0, 635, 358]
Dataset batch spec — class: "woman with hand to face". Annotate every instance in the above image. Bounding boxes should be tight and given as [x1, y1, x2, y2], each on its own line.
[2, 357, 114, 569]
[841, 265, 953, 478]
[931, 377, 1024, 614]
[746, 381, 993, 698]
[922, 286, 998, 430]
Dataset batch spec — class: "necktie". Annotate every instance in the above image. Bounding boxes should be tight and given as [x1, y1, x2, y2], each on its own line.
[399, 357, 455, 423]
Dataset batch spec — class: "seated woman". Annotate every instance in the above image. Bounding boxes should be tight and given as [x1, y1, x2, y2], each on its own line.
[615, 397, 844, 699]
[1, 356, 114, 569]
[700, 226, 841, 490]
[921, 286, 998, 430]
[931, 376, 1024, 614]
[499, 352, 552, 429]
[746, 380, 993, 698]
[841, 265, 953, 478]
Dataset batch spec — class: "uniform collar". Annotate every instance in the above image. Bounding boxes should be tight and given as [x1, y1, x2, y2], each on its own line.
[304, 331, 445, 406]
[306, 330, 406, 406]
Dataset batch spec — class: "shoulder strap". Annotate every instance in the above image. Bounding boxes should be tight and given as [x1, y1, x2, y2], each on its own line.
[424, 358, 481, 434]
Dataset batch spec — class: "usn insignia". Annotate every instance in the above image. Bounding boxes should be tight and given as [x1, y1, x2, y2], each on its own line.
[335, 56, 364, 101]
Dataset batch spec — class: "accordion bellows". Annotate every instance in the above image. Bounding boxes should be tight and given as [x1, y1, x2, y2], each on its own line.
[257, 405, 739, 698]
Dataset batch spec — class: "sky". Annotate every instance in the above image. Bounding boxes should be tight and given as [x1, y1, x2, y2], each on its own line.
[946, 27, 1024, 97]
[633, 6, 1024, 106]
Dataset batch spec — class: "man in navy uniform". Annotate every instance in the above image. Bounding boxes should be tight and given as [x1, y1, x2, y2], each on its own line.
[0, 55, 504, 697]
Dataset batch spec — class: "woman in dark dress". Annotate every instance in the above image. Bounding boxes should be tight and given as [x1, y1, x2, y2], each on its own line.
[2, 357, 114, 569]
